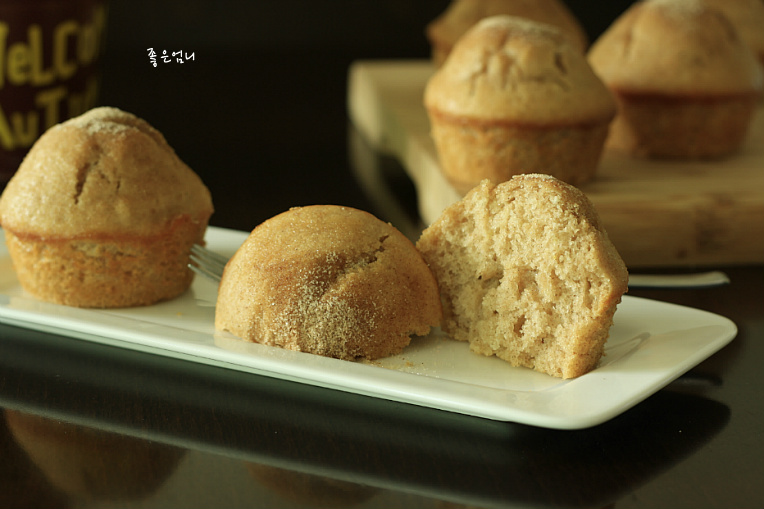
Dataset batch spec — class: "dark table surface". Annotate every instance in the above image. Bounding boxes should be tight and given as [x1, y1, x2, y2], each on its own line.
[2, 2, 763, 508]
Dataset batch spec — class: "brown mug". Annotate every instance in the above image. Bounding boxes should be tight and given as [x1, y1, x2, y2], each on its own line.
[0, 0, 107, 184]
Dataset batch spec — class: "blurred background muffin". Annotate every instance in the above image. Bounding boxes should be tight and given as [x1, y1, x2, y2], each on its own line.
[425, 15, 616, 195]
[426, 0, 589, 66]
[587, 0, 763, 159]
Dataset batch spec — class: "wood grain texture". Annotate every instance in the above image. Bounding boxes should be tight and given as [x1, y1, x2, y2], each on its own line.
[348, 60, 764, 268]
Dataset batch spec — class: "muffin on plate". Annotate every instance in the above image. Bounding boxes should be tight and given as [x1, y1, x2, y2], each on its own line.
[425, 15, 616, 195]
[215, 205, 442, 361]
[426, 0, 589, 67]
[587, 0, 763, 158]
[0, 107, 214, 308]
[416, 176, 628, 379]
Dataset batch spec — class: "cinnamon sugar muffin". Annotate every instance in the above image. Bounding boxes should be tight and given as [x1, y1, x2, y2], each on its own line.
[588, 0, 763, 158]
[425, 15, 616, 195]
[416, 176, 628, 379]
[426, 0, 589, 67]
[0, 107, 213, 308]
[215, 205, 442, 361]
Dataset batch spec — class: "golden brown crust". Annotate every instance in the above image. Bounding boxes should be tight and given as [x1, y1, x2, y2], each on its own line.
[416, 176, 628, 379]
[426, 0, 589, 66]
[3, 216, 205, 308]
[425, 16, 614, 124]
[587, 0, 763, 158]
[429, 110, 610, 194]
[587, 0, 763, 95]
[424, 16, 615, 193]
[0, 107, 213, 307]
[604, 91, 759, 158]
[0, 107, 213, 238]
[215, 205, 442, 361]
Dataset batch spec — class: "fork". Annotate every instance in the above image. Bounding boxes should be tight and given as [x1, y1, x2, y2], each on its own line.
[188, 244, 228, 282]
[188, 244, 731, 289]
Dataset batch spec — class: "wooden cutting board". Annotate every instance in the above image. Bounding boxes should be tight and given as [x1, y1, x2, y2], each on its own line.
[348, 60, 764, 268]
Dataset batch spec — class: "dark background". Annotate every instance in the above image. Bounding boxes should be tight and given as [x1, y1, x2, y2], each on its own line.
[98, 0, 636, 232]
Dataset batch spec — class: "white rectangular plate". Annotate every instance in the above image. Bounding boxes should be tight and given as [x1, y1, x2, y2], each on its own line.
[0, 227, 737, 429]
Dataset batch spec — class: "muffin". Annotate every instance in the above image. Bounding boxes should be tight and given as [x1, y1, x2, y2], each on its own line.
[424, 15, 616, 195]
[416, 176, 628, 379]
[0, 107, 213, 308]
[426, 0, 589, 67]
[587, 0, 764, 158]
[215, 205, 442, 361]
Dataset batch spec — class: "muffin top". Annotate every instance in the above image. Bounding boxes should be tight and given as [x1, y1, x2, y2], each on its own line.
[215, 205, 442, 360]
[587, 0, 764, 95]
[0, 107, 213, 238]
[424, 15, 616, 125]
[426, 0, 589, 56]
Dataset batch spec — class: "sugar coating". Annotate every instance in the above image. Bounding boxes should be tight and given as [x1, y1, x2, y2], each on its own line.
[0, 106, 212, 239]
[215, 205, 442, 361]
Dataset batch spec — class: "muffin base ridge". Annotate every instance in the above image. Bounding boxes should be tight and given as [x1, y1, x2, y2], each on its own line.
[429, 110, 611, 194]
[606, 91, 759, 158]
[5, 215, 208, 308]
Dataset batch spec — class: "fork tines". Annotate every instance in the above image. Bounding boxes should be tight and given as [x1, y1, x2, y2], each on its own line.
[189, 244, 228, 282]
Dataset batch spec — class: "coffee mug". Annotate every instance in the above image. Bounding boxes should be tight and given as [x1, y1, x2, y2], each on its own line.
[0, 0, 107, 183]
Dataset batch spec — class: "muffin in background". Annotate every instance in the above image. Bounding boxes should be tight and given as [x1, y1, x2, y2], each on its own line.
[588, 0, 763, 159]
[426, 0, 589, 67]
[0, 107, 214, 308]
[425, 15, 616, 195]
[701, 0, 764, 68]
